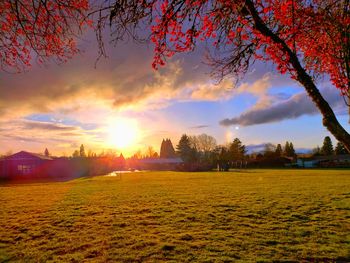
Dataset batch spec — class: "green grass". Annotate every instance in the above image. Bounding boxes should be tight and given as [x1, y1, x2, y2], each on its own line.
[0, 169, 349, 262]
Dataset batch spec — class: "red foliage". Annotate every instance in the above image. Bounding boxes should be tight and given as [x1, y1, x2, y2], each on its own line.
[0, 0, 90, 72]
[2, 1, 348, 96]
[146, 0, 349, 95]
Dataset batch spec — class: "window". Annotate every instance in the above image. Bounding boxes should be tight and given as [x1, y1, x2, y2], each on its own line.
[17, 165, 34, 174]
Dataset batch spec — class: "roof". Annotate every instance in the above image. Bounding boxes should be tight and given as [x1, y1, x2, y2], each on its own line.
[140, 157, 183, 164]
[298, 154, 350, 161]
[3, 151, 53, 161]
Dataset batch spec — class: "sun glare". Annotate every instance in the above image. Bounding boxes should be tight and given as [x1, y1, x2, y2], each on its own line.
[107, 118, 139, 150]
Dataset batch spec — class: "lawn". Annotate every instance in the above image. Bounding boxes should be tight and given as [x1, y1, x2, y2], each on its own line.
[0, 170, 349, 262]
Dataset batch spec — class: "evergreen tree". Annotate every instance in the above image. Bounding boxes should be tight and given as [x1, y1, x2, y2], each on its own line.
[216, 146, 231, 171]
[283, 141, 290, 156]
[284, 141, 296, 157]
[228, 138, 246, 161]
[44, 148, 50, 157]
[335, 142, 348, 155]
[165, 139, 176, 157]
[160, 138, 176, 158]
[160, 139, 166, 157]
[321, 136, 334, 156]
[176, 134, 193, 163]
[79, 144, 86, 157]
[289, 142, 296, 157]
[275, 144, 282, 157]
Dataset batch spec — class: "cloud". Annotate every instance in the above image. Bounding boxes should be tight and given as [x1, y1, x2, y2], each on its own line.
[189, 125, 210, 129]
[0, 119, 97, 152]
[236, 74, 275, 108]
[21, 121, 77, 131]
[188, 78, 234, 101]
[59, 132, 81, 137]
[0, 119, 79, 135]
[1, 31, 277, 124]
[1, 134, 45, 144]
[0, 119, 79, 132]
[0, 41, 225, 121]
[220, 86, 346, 126]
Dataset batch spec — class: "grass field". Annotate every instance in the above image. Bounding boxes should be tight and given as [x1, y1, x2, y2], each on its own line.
[0, 170, 349, 262]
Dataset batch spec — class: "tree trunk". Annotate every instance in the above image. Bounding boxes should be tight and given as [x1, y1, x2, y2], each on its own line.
[245, 0, 350, 152]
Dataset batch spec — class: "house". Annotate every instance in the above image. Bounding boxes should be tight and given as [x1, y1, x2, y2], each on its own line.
[248, 156, 293, 168]
[297, 154, 350, 168]
[0, 151, 52, 178]
[138, 157, 183, 170]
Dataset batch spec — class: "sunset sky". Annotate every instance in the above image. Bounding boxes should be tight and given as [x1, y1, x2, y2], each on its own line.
[0, 30, 348, 157]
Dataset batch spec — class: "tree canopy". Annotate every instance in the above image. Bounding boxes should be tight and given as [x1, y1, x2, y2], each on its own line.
[160, 139, 177, 158]
[189, 134, 217, 153]
[228, 138, 246, 160]
[0, 0, 90, 72]
[283, 141, 295, 157]
[176, 134, 197, 163]
[44, 148, 49, 157]
[335, 141, 348, 155]
[275, 144, 282, 157]
[321, 136, 334, 156]
[80, 144, 86, 157]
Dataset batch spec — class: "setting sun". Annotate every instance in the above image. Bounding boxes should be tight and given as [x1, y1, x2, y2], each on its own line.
[107, 118, 139, 150]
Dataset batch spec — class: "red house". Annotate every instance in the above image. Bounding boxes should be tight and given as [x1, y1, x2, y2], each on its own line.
[0, 151, 127, 181]
[0, 151, 52, 178]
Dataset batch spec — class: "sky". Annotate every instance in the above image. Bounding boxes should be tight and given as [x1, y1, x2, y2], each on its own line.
[0, 30, 349, 157]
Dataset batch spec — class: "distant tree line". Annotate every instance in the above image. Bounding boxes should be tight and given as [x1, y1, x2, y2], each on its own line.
[313, 136, 349, 156]
[3, 134, 348, 170]
[174, 134, 299, 170]
[69, 144, 127, 159]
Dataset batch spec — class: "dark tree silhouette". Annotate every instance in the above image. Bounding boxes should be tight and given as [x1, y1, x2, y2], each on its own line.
[195, 134, 217, 153]
[321, 136, 334, 156]
[229, 138, 246, 161]
[189, 134, 216, 163]
[176, 134, 195, 163]
[72, 150, 80, 158]
[275, 144, 283, 157]
[289, 142, 296, 157]
[284, 142, 291, 157]
[284, 141, 295, 157]
[312, 146, 321, 156]
[80, 144, 86, 157]
[160, 139, 176, 158]
[44, 148, 50, 157]
[264, 143, 277, 158]
[335, 142, 349, 155]
[214, 146, 231, 171]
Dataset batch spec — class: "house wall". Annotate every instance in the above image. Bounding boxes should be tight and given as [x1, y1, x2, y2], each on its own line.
[0, 159, 47, 177]
[0, 156, 126, 181]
